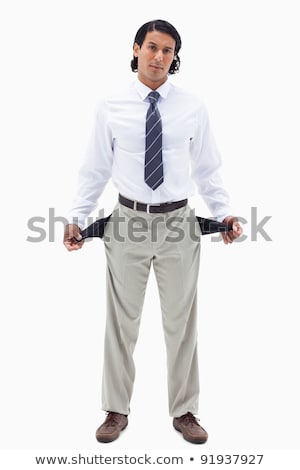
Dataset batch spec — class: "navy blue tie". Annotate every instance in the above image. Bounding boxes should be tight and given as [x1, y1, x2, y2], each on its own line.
[144, 91, 163, 190]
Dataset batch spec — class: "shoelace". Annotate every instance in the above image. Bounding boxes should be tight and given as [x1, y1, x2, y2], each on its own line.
[181, 412, 200, 425]
[105, 412, 120, 426]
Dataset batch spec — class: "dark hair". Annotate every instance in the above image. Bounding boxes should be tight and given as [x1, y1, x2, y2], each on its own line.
[131, 19, 181, 74]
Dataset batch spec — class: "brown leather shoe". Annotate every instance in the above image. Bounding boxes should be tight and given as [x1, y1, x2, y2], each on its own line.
[95, 412, 128, 443]
[173, 412, 208, 444]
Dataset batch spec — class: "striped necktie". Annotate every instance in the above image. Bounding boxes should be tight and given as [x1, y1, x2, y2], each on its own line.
[144, 91, 163, 190]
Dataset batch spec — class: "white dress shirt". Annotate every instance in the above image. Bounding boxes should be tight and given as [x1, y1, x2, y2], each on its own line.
[69, 77, 233, 228]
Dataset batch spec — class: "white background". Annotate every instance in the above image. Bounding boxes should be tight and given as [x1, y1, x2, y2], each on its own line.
[0, 0, 299, 458]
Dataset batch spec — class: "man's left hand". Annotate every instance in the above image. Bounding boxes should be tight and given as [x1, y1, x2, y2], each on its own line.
[221, 216, 243, 244]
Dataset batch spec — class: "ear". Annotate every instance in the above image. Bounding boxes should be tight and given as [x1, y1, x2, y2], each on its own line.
[133, 42, 140, 57]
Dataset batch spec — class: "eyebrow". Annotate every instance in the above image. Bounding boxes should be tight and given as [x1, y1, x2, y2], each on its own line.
[147, 41, 174, 51]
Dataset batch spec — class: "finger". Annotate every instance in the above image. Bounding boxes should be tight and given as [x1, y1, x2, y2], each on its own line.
[64, 242, 76, 251]
[233, 221, 243, 232]
[229, 230, 235, 239]
[222, 232, 230, 244]
[232, 225, 242, 239]
[64, 239, 84, 250]
[226, 230, 235, 243]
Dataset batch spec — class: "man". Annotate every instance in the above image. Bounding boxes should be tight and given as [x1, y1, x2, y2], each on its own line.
[64, 19, 242, 444]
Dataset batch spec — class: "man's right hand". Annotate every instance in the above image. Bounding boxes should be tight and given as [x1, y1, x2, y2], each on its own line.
[63, 224, 84, 251]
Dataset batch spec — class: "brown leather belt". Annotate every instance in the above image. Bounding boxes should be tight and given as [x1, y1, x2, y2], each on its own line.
[119, 194, 188, 214]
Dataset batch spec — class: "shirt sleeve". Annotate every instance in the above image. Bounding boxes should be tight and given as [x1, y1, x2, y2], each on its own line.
[190, 101, 234, 222]
[68, 99, 113, 228]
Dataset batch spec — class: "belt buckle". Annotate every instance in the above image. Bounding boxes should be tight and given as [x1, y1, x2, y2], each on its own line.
[146, 202, 164, 213]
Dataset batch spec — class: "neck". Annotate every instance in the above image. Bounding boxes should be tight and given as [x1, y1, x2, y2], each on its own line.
[137, 75, 167, 90]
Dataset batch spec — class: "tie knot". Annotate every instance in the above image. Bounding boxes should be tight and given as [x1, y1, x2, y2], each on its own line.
[148, 91, 160, 104]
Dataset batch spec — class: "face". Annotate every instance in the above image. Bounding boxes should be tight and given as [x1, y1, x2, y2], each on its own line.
[133, 30, 176, 90]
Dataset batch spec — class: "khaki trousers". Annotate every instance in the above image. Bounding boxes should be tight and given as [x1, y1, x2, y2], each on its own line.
[101, 202, 201, 417]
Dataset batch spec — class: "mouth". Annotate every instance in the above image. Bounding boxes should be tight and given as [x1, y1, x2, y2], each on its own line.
[149, 64, 164, 70]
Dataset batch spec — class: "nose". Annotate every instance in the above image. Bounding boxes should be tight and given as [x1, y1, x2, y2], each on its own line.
[154, 50, 163, 62]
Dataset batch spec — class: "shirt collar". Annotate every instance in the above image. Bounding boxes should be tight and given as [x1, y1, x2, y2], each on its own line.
[134, 77, 171, 101]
